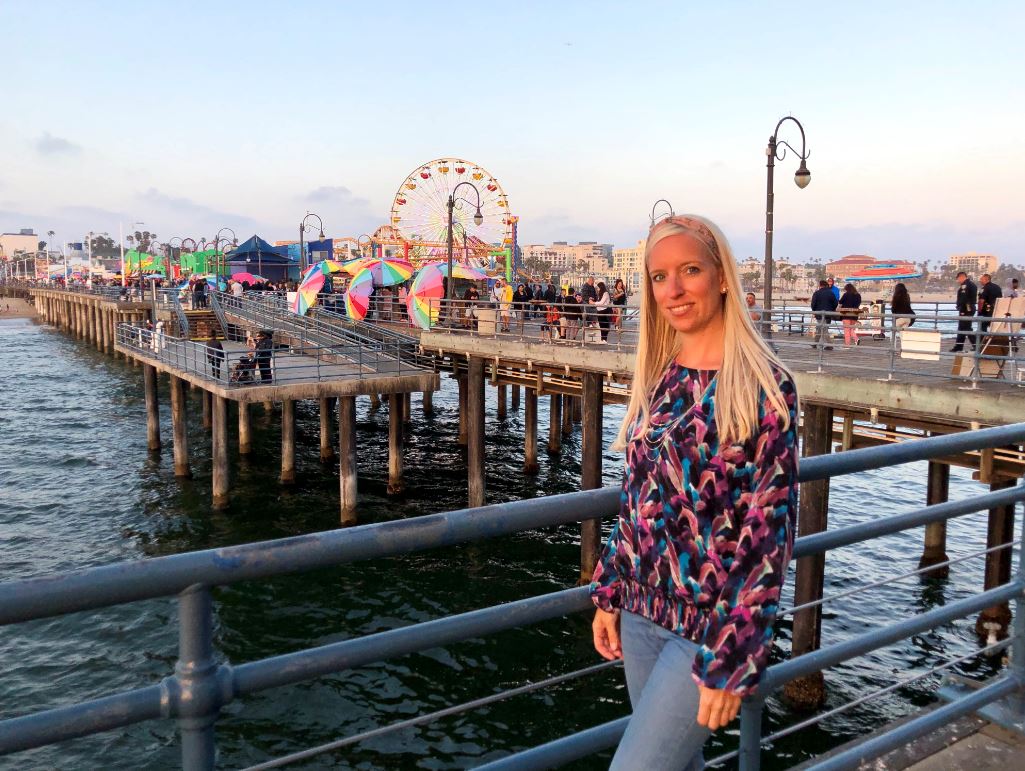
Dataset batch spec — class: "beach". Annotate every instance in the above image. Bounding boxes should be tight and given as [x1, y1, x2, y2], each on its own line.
[0, 297, 36, 319]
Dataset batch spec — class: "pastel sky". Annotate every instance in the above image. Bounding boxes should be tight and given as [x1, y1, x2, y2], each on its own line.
[1, 0, 1023, 264]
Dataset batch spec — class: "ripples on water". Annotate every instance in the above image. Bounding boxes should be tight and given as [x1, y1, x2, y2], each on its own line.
[0, 317, 1011, 769]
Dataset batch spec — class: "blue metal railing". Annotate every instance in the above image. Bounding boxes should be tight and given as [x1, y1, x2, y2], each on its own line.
[2, 424, 1025, 769]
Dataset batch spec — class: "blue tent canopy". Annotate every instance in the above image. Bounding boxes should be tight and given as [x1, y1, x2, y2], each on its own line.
[227, 235, 297, 281]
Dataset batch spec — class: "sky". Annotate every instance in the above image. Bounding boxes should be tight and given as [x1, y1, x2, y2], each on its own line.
[1, 0, 1023, 265]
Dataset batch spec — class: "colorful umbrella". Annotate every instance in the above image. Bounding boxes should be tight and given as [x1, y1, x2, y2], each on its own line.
[423, 261, 488, 281]
[344, 270, 375, 321]
[406, 264, 446, 330]
[231, 272, 267, 285]
[353, 257, 414, 287]
[291, 260, 346, 315]
[339, 257, 369, 276]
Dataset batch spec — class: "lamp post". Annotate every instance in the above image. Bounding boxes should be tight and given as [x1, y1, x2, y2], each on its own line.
[764, 115, 811, 314]
[355, 234, 372, 261]
[212, 236, 238, 279]
[299, 213, 325, 274]
[446, 182, 484, 302]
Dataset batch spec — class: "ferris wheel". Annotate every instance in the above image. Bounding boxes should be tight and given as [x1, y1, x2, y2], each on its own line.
[390, 158, 512, 265]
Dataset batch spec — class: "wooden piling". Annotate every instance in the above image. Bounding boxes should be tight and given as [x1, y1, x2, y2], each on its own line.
[281, 399, 296, 484]
[497, 384, 507, 420]
[338, 396, 358, 524]
[579, 372, 604, 583]
[422, 389, 434, 415]
[403, 392, 412, 425]
[918, 461, 950, 578]
[573, 392, 582, 424]
[547, 394, 562, 454]
[212, 395, 230, 508]
[388, 394, 405, 495]
[457, 375, 468, 445]
[202, 390, 212, 430]
[783, 403, 834, 711]
[369, 393, 381, 410]
[976, 477, 1017, 638]
[238, 402, 252, 456]
[524, 387, 539, 474]
[169, 375, 191, 478]
[102, 308, 112, 352]
[511, 384, 520, 410]
[562, 395, 574, 436]
[263, 400, 273, 414]
[143, 364, 161, 452]
[467, 358, 486, 507]
[320, 397, 335, 462]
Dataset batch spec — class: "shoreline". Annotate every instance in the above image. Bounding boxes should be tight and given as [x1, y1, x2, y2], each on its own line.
[0, 297, 38, 320]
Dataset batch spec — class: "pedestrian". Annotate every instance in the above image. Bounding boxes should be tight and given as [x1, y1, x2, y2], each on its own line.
[462, 285, 480, 329]
[206, 338, 225, 380]
[977, 273, 1002, 335]
[560, 287, 580, 341]
[580, 276, 597, 326]
[890, 283, 916, 331]
[590, 213, 798, 769]
[1008, 277, 1020, 299]
[532, 283, 544, 319]
[513, 283, 531, 331]
[612, 278, 628, 334]
[592, 280, 613, 342]
[810, 279, 838, 350]
[827, 276, 840, 303]
[837, 283, 862, 347]
[491, 278, 512, 332]
[951, 271, 978, 352]
[254, 331, 273, 383]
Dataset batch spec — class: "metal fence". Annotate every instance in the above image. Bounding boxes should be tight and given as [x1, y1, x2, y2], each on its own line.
[2, 424, 1025, 769]
[115, 323, 423, 386]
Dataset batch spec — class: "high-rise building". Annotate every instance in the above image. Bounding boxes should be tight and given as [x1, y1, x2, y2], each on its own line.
[0, 228, 38, 259]
[947, 252, 999, 276]
[521, 241, 613, 274]
[612, 240, 645, 294]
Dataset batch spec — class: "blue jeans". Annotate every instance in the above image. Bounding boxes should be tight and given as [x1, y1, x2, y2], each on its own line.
[610, 612, 710, 771]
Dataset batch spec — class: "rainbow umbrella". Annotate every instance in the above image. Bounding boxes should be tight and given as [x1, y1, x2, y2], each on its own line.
[354, 257, 414, 287]
[291, 260, 346, 315]
[406, 264, 445, 330]
[231, 271, 267, 285]
[339, 257, 369, 276]
[423, 261, 488, 281]
[344, 269, 375, 321]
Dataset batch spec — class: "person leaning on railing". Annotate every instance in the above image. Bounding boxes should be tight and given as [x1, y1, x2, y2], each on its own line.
[590, 214, 798, 769]
[837, 283, 862, 347]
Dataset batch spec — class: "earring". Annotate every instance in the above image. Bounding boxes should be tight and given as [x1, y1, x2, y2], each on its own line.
[720, 288, 727, 294]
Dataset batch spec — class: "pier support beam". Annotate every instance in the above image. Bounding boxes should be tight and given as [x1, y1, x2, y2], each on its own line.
[170, 376, 191, 477]
[143, 364, 161, 452]
[388, 394, 405, 495]
[338, 396, 358, 524]
[422, 389, 434, 415]
[369, 393, 381, 410]
[212, 395, 229, 508]
[918, 461, 950, 578]
[457, 376, 468, 445]
[524, 387, 539, 474]
[547, 394, 562, 454]
[467, 357, 486, 507]
[403, 393, 412, 425]
[280, 399, 296, 484]
[976, 477, 1017, 639]
[580, 372, 604, 584]
[783, 403, 834, 711]
[238, 402, 252, 456]
[497, 384, 507, 420]
[320, 398, 335, 463]
[562, 395, 574, 436]
[102, 308, 112, 352]
[511, 384, 520, 410]
[202, 391, 212, 430]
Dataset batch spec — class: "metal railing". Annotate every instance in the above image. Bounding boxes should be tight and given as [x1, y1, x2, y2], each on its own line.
[2, 424, 1025, 769]
[115, 323, 424, 386]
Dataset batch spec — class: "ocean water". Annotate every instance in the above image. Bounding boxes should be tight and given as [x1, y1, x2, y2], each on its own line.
[0, 316, 1012, 769]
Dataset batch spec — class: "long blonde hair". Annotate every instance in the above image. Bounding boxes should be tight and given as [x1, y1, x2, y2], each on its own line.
[615, 214, 794, 449]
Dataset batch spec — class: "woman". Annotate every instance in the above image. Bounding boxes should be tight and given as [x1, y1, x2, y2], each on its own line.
[591, 281, 613, 342]
[612, 278, 628, 333]
[513, 283, 532, 331]
[891, 283, 915, 350]
[838, 282, 863, 346]
[462, 285, 480, 330]
[590, 214, 798, 770]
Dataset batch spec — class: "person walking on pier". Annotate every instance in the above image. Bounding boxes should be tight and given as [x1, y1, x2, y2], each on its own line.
[590, 214, 798, 769]
[810, 279, 838, 350]
[951, 271, 978, 352]
[206, 338, 225, 380]
[838, 283, 862, 347]
[254, 331, 273, 383]
[977, 273, 1002, 336]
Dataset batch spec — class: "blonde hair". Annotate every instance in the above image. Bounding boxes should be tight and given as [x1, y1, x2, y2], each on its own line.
[614, 214, 794, 449]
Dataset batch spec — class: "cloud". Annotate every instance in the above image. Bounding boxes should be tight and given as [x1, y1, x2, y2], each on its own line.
[303, 185, 371, 208]
[34, 132, 82, 156]
[137, 188, 259, 230]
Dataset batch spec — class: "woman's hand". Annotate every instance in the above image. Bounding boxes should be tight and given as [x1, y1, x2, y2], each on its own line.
[592, 609, 622, 660]
[697, 686, 742, 731]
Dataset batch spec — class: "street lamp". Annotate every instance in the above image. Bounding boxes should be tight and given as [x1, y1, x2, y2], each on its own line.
[355, 234, 373, 260]
[299, 212, 325, 273]
[764, 115, 811, 313]
[446, 182, 484, 302]
[212, 235, 238, 278]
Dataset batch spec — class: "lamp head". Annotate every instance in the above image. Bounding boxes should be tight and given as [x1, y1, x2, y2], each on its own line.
[794, 159, 811, 189]
[318, 230, 325, 239]
[473, 209, 483, 227]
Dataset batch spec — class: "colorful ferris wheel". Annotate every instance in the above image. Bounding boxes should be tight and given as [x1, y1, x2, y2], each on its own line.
[390, 158, 512, 265]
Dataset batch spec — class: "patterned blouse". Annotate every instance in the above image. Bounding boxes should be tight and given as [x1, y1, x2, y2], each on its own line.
[590, 362, 799, 696]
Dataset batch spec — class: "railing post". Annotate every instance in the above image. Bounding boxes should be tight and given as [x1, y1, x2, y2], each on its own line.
[738, 697, 764, 770]
[1012, 503, 1025, 705]
[175, 585, 219, 771]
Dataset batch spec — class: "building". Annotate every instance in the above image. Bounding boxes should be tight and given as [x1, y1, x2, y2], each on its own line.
[947, 252, 999, 276]
[521, 241, 613, 275]
[0, 228, 38, 259]
[825, 254, 918, 280]
[612, 240, 646, 294]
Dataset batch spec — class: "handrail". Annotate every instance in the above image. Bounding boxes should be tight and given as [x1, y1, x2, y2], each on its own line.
[2, 424, 1025, 768]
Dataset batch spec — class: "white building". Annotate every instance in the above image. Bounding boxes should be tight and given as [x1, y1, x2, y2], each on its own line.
[948, 252, 999, 276]
[0, 228, 38, 259]
[522, 241, 612, 274]
[612, 240, 646, 294]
